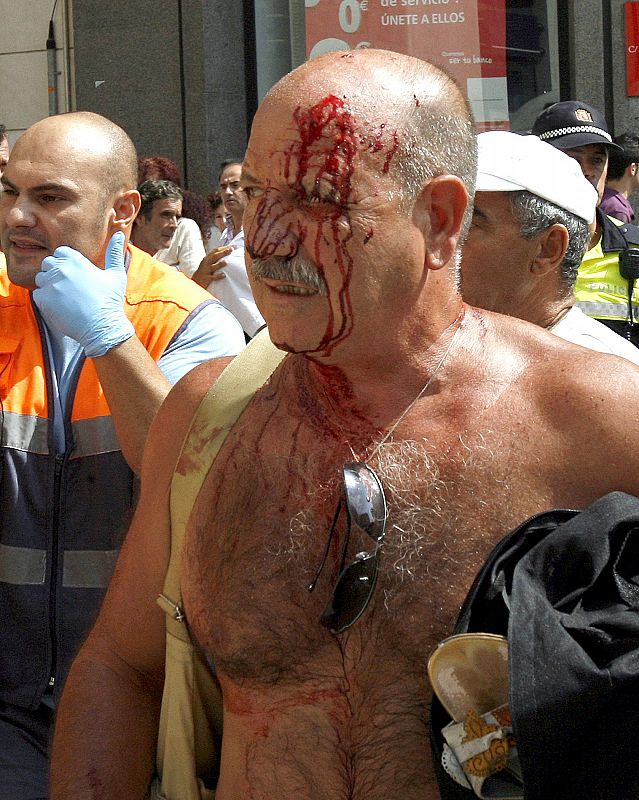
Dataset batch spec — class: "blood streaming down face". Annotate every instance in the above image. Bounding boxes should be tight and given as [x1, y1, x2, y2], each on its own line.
[245, 92, 402, 356]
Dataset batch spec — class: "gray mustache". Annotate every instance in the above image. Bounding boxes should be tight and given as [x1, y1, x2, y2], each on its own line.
[251, 255, 327, 295]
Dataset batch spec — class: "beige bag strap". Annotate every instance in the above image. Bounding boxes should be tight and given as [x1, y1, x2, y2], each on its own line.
[151, 330, 286, 800]
[158, 329, 287, 632]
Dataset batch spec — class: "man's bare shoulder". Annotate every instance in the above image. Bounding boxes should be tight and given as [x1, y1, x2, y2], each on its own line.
[512, 315, 639, 396]
[479, 308, 639, 387]
[547, 336, 639, 417]
[482, 309, 639, 491]
[145, 356, 235, 470]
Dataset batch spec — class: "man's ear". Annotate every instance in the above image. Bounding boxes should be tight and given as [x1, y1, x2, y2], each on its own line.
[413, 175, 468, 271]
[530, 223, 569, 276]
[111, 189, 141, 233]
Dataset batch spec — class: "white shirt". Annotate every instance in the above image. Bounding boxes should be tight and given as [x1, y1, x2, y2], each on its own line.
[208, 228, 265, 338]
[155, 217, 206, 279]
[550, 306, 639, 365]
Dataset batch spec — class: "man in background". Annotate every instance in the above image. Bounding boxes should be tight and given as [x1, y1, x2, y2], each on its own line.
[192, 159, 265, 338]
[205, 191, 226, 251]
[601, 132, 639, 223]
[137, 155, 208, 278]
[532, 100, 639, 345]
[0, 123, 9, 179]
[461, 130, 639, 364]
[131, 180, 183, 257]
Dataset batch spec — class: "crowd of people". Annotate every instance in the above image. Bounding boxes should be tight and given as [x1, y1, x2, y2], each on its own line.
[1, 48, 638, 800]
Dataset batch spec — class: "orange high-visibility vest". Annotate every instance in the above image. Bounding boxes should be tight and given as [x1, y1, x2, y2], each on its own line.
[0, 245, 213, 709]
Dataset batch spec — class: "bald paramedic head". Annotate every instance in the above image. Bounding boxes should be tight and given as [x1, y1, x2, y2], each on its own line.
[242, 48, 477, 355]
[0, 111, 141, 289]
[461, 131, 597, 328]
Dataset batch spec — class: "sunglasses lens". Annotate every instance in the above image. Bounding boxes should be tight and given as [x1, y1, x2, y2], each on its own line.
[343, 462, 387, 539]
[320, 551, 379, 633]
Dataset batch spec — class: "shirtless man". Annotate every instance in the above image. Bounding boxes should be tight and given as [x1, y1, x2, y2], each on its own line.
[50, 50, 639, 799]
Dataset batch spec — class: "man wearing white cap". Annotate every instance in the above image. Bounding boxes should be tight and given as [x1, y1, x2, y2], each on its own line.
[461, 131, 639, 364]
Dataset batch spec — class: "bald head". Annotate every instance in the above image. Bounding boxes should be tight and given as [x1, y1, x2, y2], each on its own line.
[1, 112, 141, 287]
[14, 112, 138, 199]
[263, 49, 476, 229]
[242, 50, 474, 356]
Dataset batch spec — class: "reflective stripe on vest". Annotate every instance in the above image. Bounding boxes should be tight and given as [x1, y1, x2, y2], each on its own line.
[0, 544, 118, 588]
[69, 417, 120, 459]
[0, 544, 46, 585]
[62, 549, 119, 588]
[1, 412, 119, 457]
[1, 412, 48, 454]
[575, 230, 639, 322]
[575, 300, 636, 321]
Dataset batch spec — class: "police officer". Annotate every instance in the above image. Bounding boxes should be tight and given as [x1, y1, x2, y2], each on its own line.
[532, 101, 639, 346]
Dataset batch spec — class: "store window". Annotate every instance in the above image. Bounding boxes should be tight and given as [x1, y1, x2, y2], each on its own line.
[253, 0, 565, 133]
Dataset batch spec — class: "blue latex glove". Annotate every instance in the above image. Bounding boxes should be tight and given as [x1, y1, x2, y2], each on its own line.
[33, 232, 135, 358]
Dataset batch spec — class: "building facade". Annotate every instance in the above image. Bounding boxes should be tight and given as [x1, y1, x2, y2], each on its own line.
[1, 0, 638, 194]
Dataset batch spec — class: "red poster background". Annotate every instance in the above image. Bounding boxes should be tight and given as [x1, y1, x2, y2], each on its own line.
[626, 2, 639, 96]
[305, 0, 507, 125]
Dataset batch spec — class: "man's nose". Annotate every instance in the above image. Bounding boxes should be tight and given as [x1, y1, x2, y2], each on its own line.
[4, 196, 37, 227]
[245, 189, 302, 259]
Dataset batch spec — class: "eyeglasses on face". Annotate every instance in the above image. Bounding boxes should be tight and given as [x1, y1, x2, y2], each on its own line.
[308, 462, 388, 634]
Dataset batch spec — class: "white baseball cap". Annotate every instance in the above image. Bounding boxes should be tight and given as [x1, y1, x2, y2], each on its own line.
[476, 130, 598, 224]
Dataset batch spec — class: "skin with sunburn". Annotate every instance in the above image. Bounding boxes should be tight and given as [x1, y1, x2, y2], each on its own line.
[50, 52, 639, 800]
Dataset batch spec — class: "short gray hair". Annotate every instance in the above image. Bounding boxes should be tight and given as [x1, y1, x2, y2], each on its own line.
[509, 191, 590, 291]
[391, 64, 477, 242]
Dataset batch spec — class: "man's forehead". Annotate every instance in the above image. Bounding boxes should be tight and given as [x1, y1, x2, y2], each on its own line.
[564, 143, 608, 157]
[220, 163, 241, 180]
[154, 197, 182, 212]
[2, 157, 81, 192]
[14, 123, 110, 170]
[247, 93, 398, 180]
[8, 133, 108, 188]
[3, 154, 90, 194]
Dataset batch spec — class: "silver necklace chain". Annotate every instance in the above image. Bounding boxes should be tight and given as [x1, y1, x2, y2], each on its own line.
[365, 313, 464, 464]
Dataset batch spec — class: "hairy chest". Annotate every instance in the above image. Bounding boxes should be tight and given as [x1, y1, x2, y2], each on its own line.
[180, 384, 553, 688]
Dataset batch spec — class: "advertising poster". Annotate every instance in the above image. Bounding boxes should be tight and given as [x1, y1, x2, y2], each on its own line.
[305, 0, 509, 129]
[626, 1, 639, 96]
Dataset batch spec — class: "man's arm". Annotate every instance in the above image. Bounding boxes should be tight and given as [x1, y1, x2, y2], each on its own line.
[50, 356, 228, 799]
[91, 335, 172, 474]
